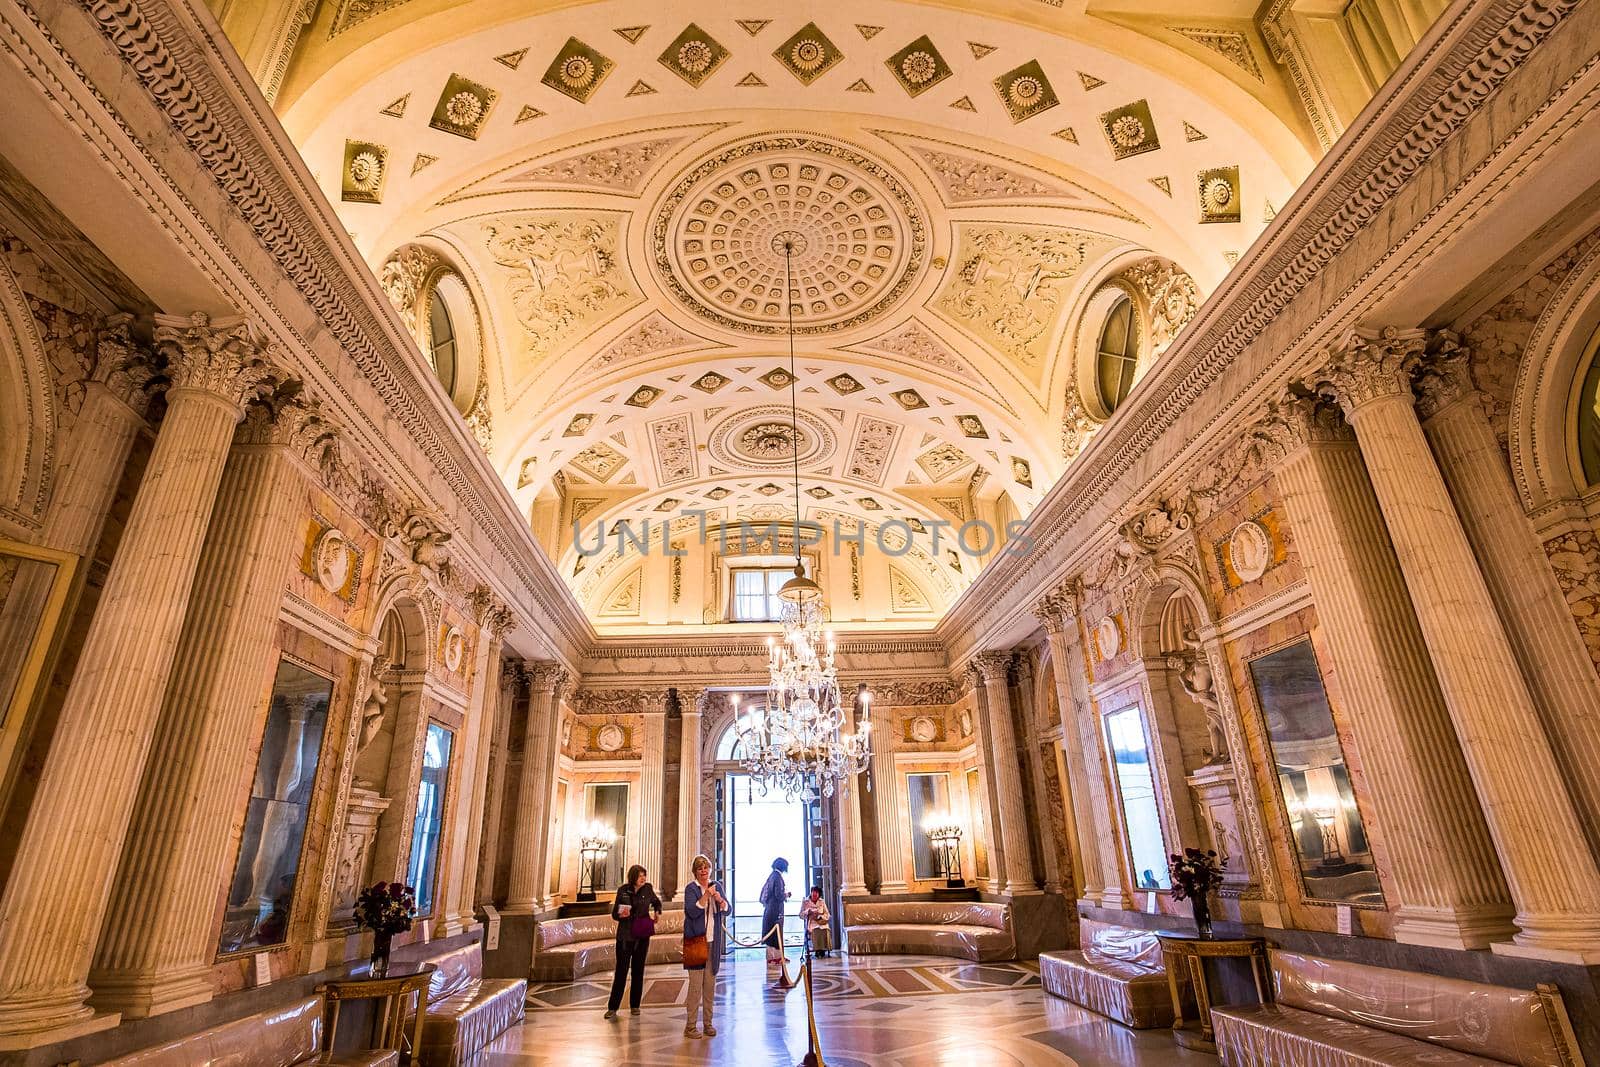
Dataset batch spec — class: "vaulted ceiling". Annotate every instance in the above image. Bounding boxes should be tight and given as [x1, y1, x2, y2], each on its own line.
[248, 0, 1322, 629]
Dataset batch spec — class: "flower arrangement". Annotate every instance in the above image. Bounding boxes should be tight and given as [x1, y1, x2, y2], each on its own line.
[1168, 848, 1225, 938]
[353, 880, 417, 936]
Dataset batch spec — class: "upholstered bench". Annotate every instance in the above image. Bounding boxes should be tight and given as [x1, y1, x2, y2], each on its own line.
[843, 901, 1016, 961]
[1039, 918, 1191, 1029]
[104, 996, 397, 1066]
[1212, 949, 1587, 1066]
[407, 941, 526, 1067]
[529, 908, 684, 982]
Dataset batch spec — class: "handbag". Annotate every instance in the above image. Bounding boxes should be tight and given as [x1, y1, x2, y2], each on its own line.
[630, 909, 656, 938]
[683, 933, 709, 968]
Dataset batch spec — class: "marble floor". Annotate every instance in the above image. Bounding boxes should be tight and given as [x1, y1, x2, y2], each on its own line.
[483, 950, 1216, 1065]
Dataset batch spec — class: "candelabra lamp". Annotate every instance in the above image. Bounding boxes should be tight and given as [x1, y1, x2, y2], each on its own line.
[576, 822, 615, 902]
[928, 820, 965, 888]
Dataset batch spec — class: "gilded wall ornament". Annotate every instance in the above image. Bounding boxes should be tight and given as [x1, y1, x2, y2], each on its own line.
[1095, 616, 1122, 659]
[658, 24, 730, 87]
[542, 38, 615, 103]
[708, 406, 837, 470]
[1198, 166, 1242, 223]
[341, 140, 388, 204]
[1099, 100, 1161, 160]
[917, 443, 973, 481]
[651, 136, 926, 335]
[1171, 27, 1264, 81]
[893, 389, 928, 410]
[571, 441, 626, 481]
[886, 35, 952, 97]
[846, 416, 901, 485]
[992, 60, 1059, 123]
[692, 371, 729, 393]
[774, 22, 844, 84]
[428, 74, 497, 140]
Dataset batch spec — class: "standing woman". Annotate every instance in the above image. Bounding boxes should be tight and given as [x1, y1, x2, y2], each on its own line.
[604, 864, 661, 1019]
[681, 854, 728, 1038]
[758, 857, 790, 967]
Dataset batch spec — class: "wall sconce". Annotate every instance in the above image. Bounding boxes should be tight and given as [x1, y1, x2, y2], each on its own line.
[925, 816, 965, 888]
[577, 820, 616, 901]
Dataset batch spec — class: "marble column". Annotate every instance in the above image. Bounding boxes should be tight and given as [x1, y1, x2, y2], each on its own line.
[1033, 595, 1104, 905]
[0, 314, 277, 1048]
[1314, 329, 1600, 961]
[475, 661, 523, 907]
[87, 390, 332, 1018]
[636, 690, 669, 884]
[1068, 587, 1134, 909]
[532, 670, 569, 911]
[838, 689, 869, 896]
[1269, 390, 1517, 948]
[1013, 657, 1062, 895]
[676, 689, 705, 892]
[869, 695, 908, 894]
[1415, 340, 1600, 861]
[505, 663, 562, 913]
[973, 652, 1038, 895]
[439, 605, 512, 934]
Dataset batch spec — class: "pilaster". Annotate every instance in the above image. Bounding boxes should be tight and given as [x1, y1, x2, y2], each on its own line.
[869, 694, 908, 894]
[636, 689, 670, 885]
[1033, 592, 1104, 905]
[675, 688, 705, 893]
[972, 651, 1038, 895]
[506, 663, 563, 913]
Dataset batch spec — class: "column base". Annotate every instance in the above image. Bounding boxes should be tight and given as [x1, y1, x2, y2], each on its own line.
[1492, 940, 1600, 965]
[1393, 905, 1517, 951]
[1005, 885, 1042, 897]
[1492, 914, 1600, 963]
[500, 901, 538, 917]
[436, 915, 481, 939]
[0, 1008, 120, 1051]
[840, 883, 868, 897]
[876, 881, 909, 895]
[89, 969, 214, 1020]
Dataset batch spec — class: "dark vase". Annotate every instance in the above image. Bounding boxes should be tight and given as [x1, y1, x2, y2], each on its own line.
[1191, 894, 1213, 939]
[370, 930, 392, 976]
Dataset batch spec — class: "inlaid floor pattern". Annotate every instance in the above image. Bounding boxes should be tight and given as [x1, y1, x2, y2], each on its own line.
[485, 950, 1215, 1065]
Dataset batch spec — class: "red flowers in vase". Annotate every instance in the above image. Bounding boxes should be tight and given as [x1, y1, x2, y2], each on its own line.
[353, 879, 418, 936]
[1168, 848, 1225, 938]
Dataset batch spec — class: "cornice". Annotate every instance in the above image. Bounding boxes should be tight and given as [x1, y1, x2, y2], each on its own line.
[935, 0, 1587, 653]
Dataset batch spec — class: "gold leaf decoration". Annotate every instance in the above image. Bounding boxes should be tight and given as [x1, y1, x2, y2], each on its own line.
[1197, 165, 1241, 223]
[736, 19, 771, 35]
[494, 48, 528, 69]
[341, 140, 388, 203]
[886, 34, 953, 98]
[380, 94, 409, 118]
[1099, 99, 1160, 159]
[993, 60, 1059, 123]
[428, 74, 497, 140]
[774, 22, 844, 85]
[542, 38, 616, 103]
[658, 23, 731, 87]
[968, 41, 996, 59]
[614, 25, 649, 44]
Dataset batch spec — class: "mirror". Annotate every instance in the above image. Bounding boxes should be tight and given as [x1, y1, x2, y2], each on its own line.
[584, 782, 630, 891]
[906, 772, 952, 881]
[1104, 705, 1170, 890]
[406, 721, 453, 915]
[1249, 640, 1383, 906]
[218, 659, 331, 955]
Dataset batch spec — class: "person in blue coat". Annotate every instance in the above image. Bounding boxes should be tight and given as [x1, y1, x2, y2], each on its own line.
[681, 854, 728, 1038]
[759, 856, 790, 967]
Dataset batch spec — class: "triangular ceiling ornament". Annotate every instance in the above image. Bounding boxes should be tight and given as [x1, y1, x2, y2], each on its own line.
[950, 95, 977, 111]
[1183, 120, 1207, 142]
[1078, 71, 1106, 91]
[411, 153, 438, 175]
[856, 24, 883, 39]
[1264, 200, 1277, 222]
[1149, 175, 1172, 195]
[626, 79, 657, 96]
[968, 41, 996, 59]
[1053, 127, 1078, 143]
[493, 48, 528, 69]
[846, 78, 873, 93]
[736, 19, 771, 35]
[514, 105, 546, 124]
[380, 93, 409, 118]
[736, 71, 767, 87]
[614, 25, 650, 43]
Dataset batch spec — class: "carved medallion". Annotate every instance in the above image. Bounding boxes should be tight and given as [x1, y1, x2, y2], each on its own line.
[596, 723, 626, 751]
[708, 406, 838, 470]
[441, 626, 466, 672]
[1228, 520, 1271, 582]
[652, 136, 926, 334]
[313, 527, 352, 593]
[909, 714, 938, 742]
[1095, 616, 1122, 660]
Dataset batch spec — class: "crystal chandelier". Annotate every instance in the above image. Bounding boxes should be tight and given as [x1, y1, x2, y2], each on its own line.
[733, 233, 872, 800]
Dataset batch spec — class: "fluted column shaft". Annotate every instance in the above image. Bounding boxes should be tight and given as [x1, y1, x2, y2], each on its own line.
[475, 664, 521, 906]
[869, 698, 908, 894]
[637, 696, 669, 883]
[974, 653, 1038, 895]
[1014, 660, 1062, 894]
[1037, 610, 1103, 904]
[439, 619, 507, 934]
[505, 666, 561, 913]
[87, 399, 325, 1018]
[0, 314, 274, 1046]
[838, 694, 868, 896]
[1069, 604, 1133, 909]
[676, 692, 704, 891]
[1418, 364, 1600, 861]
[1270, 400, 1513, 947]
[532, 677, 567, 911]
[1319, 334, 1600, 960]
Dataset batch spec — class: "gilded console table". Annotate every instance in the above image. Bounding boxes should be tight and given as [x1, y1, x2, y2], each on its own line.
[1155, 932, 1269, 1052]
[316, 962, 435, 1064]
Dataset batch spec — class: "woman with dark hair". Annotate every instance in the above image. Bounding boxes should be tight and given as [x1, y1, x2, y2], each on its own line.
[604, 864, 661, 1019]
[758, 856, 790, 967]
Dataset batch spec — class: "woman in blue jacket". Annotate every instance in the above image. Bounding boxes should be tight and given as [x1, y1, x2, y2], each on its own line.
[681, 854, 728, 1038]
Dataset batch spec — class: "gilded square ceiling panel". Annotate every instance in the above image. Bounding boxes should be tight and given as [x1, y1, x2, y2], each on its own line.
[1100, 99, 1160, 160]
[428, 74, 498, 140]
[659, 24, 730, 87]
[992, 60, 1059, 123]
[341, 140, 388, 203]
[542, 38, 616, 103]
[1198, 166, 1241, 223]
[886, 35, 952, 98]
[774, 23, 844, 85]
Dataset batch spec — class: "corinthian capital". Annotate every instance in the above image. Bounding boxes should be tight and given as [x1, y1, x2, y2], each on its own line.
[237, 382, 340, 462]
[1257, 387, 1352, 456]
[1033, 585, 1080, 634]
[970, 650, 1014, 686]
[92, 313, 156, 415]
[1312, 326, 1427, 413]
[529, 662, 569, 695]
[154, 312, 280, 410]
[1410, 331, 1477, 421]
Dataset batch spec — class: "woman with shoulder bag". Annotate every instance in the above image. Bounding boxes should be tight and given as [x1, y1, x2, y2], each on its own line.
[604, 864, 661, 1019]
[681, 854, 728, 1038]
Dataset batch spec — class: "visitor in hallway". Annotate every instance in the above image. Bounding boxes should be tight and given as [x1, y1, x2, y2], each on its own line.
[681, 853, 728, 1038]
[800, 885, 831, 957]
[760, 856, 791, 967]
[604, 864, 660, 1019]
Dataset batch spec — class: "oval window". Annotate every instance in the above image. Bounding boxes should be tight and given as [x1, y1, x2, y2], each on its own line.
[1095, 295, 1140, 415]
[427, 286, 458, 398]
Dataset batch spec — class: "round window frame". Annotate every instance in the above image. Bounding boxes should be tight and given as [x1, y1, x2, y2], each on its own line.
[420, 268, 483, 418]
[1075, 279, 1149, 424]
